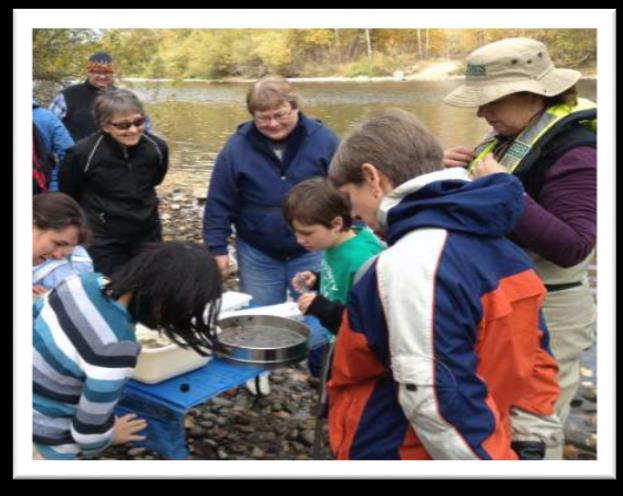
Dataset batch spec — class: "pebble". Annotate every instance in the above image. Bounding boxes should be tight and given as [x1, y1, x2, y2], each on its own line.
[236, 424, 255, 434]
[211, 397, 234, 408]
[187, 426, 205, 438]
[578, 384, 597, 402]
[298, 430, 316, 447]
[580, 367, 594, 378]
[127, 447, 147, 457]
[251, 447, 266, 459]
[234, 415, 252, 426]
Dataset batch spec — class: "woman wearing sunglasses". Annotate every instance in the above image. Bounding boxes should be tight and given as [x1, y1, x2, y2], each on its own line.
[59, 88, 169, 276]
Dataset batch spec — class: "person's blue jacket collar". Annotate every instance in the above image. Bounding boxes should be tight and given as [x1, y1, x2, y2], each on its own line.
[383, 168, 525, 247]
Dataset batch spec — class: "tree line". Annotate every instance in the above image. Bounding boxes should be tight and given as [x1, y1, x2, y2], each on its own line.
[33, 28, 596, 85]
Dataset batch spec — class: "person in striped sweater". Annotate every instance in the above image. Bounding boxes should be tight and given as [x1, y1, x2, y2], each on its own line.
[33, 241, 222, 460]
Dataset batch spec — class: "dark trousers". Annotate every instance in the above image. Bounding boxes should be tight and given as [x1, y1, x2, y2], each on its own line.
[88, 223, 162, 277]
[308, 342, 331, 379]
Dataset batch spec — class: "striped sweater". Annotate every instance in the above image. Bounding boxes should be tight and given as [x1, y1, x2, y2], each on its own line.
[33, 272, 140, 459]
[32, 245, 94, 290]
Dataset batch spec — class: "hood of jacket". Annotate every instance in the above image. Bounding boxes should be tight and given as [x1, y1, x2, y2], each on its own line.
[380, 168, 525, 246]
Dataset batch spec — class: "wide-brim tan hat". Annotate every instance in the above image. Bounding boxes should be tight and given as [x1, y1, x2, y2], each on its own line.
[444, 37, 582, 108]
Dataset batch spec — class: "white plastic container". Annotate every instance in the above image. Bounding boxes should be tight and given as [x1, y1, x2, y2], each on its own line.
[132, 291, 253, 384]
[132, 324, 211, 384]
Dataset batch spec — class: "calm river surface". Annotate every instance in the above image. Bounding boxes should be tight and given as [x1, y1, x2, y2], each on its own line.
[124, 78, 596, 189]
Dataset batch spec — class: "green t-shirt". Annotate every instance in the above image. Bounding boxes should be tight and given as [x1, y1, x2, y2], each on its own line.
[319, 226, 385, 305]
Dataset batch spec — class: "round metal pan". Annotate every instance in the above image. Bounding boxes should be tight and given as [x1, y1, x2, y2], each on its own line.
[214, 315, 310, 368]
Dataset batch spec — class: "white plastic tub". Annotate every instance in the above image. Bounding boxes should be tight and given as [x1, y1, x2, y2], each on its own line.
[132, 324, 211, 384]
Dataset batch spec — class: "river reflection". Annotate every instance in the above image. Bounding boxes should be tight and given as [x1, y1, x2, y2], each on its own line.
[124, 79, 596, 189]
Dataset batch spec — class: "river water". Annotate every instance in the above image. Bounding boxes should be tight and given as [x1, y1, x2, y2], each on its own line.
[124, 78, 597, 190]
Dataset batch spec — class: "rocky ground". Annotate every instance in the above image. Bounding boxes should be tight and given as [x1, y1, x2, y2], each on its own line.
[96, 365, 331, 461]
[93, 185, 597, 461]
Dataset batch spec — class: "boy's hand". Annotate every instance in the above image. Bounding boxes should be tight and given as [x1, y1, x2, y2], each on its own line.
[443, 146, 475, 168]
[214, 254, 230, 276]
[112, 413, 148, 445]
[292, 271, 317, 293]
[297, 292, 317, 314]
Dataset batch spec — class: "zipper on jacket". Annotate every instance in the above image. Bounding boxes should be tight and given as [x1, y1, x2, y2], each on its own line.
[122, 148, 131, 167]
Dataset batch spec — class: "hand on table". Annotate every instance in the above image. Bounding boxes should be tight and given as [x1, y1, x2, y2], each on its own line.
[112, 413, 148, 445]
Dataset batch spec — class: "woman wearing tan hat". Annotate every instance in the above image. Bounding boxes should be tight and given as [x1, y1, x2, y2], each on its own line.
[443, 37, 596, 460]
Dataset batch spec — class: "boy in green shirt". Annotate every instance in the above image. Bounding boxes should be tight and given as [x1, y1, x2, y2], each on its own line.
[284, 177, 385, 377]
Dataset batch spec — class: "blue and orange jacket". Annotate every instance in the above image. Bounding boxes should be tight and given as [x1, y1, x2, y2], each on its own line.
[327, 168, 560, 460]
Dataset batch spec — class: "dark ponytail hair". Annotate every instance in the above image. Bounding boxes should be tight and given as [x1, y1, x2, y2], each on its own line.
[105, 242, 222, 356]
[33, 192, 89, 244]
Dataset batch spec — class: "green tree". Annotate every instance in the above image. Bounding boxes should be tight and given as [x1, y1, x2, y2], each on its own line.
[33, 29, 99, 83]
[33, 28, 596, 83]
[252, 30, 294, 74]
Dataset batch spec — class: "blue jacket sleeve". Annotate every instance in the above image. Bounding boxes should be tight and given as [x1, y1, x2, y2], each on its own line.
[202, 148, 240, 256]
[50, 115, 75, 162]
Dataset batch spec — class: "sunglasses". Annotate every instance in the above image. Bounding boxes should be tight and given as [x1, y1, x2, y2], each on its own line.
[108, 117, 146, 130]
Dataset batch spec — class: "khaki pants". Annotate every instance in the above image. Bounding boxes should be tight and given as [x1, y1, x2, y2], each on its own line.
[542, 281, 596, 459]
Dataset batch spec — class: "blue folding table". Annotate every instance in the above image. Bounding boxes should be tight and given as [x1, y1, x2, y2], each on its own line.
[115, 315, 328, 459]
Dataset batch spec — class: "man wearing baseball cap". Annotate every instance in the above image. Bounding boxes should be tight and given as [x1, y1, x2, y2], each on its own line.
[443, 37, 597, 460]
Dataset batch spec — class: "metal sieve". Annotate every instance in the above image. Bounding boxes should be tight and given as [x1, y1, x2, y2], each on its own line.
[214, 314, 310, 368]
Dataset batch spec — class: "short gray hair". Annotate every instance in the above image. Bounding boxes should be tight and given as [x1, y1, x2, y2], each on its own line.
[93, 88, 145, 128]
[329, 109, 444, 188]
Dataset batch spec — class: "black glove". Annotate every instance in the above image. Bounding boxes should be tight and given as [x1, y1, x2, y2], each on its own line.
[511, 441, 546, 460]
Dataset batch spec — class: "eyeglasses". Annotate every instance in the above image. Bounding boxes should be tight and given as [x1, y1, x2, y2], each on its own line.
[254, 107, 294, 125]
[108, 117, 146, 130]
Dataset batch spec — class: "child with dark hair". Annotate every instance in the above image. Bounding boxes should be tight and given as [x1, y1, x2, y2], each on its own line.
[33, 241, 222, 460]
[284, 177, 385, 377]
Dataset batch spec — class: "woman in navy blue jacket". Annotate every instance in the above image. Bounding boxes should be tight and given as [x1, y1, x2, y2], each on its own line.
[203, 76, 340, 307]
